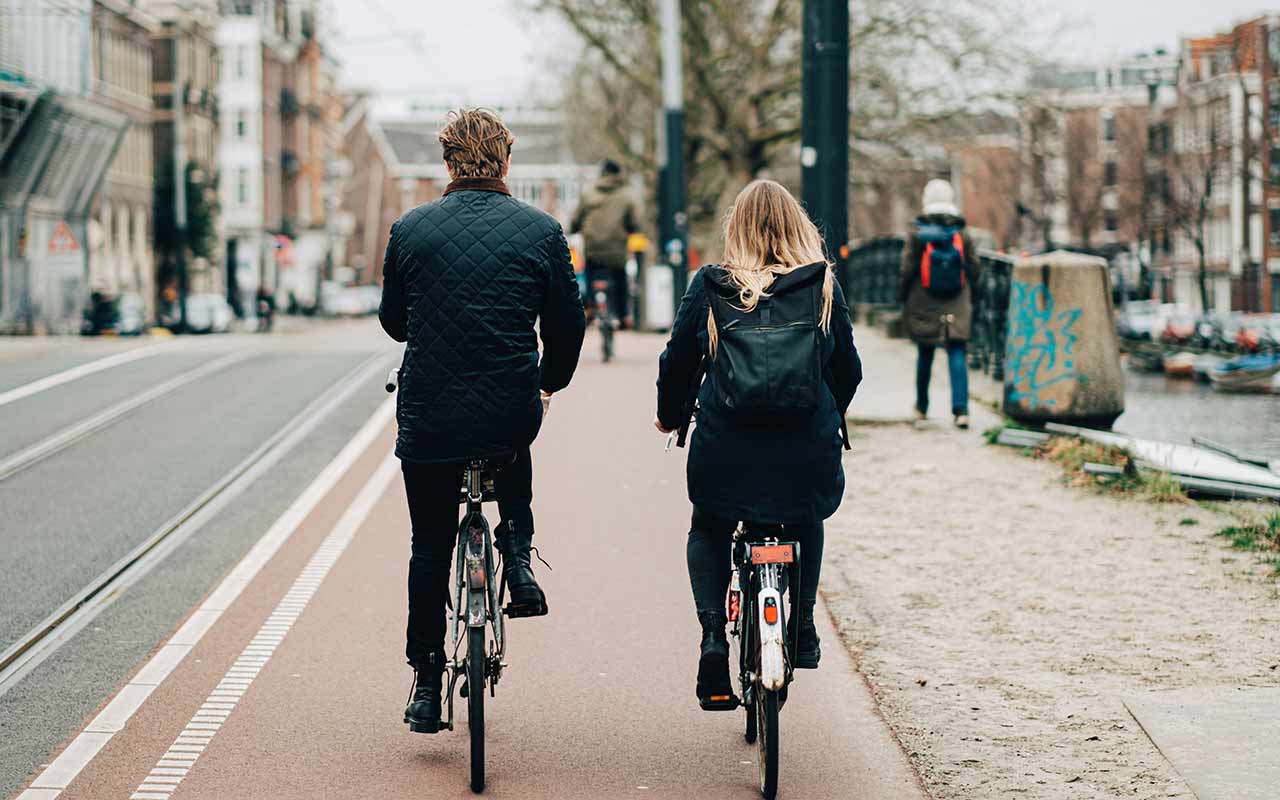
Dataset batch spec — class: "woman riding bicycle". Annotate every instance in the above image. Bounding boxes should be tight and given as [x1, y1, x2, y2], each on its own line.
[655, 179, 862, 709]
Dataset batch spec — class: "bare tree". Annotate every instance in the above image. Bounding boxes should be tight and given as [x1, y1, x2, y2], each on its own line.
[1167, 93, 1228, 311]
[1018, 97, 1064, 250]
[1062, 108, 1103, 248]
[530, 0, 1032, 249]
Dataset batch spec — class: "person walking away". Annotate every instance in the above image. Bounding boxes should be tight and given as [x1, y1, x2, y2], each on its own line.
[379, 108, 586, 734]
[900, 179, 979, 429]
[655, 179, 862, 709]
[571, 159, 639, 327]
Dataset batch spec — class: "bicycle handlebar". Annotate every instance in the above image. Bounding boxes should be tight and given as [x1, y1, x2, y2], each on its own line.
[385, 368, 399, 394]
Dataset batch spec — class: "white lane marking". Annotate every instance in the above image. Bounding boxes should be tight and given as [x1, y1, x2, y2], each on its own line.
[0, 355, 391, 696]
[125, 453, 399, 800]
[0, 341, 182, 409]
[0, 350, 253, 481]
[14, 398, 396, 799]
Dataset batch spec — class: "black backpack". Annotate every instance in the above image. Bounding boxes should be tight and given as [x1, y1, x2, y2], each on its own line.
[688, 265, 849, 448]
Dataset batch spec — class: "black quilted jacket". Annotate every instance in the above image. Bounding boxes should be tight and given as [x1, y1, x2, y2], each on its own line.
[379, 177, 586, 463]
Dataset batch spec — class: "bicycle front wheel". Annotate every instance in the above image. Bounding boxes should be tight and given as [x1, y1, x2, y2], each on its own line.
[757, 688, 779, 799]
[600, 319, 614, 362]
[467, 626, 486, 793]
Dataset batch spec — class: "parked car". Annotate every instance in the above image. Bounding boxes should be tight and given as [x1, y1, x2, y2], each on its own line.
[1236, 314, 1272, 353]
[185, 294, 234, 334]
[116, 292, 148, 336]
[1116, 300, 1158, 340]
[1159, 310, 1198, 346]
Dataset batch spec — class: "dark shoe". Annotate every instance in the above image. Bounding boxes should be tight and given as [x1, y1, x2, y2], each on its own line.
[495, 522, 548, 618]
[404, 652, 445, 733]
[696, 611, 738, 710]
[792, 602, 821, 669]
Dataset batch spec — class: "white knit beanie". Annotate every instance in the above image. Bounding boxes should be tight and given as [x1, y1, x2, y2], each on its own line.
[922, 179, 959, 217]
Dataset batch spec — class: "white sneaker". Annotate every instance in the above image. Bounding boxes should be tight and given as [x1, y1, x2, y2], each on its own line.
[954, 414, 970, 430]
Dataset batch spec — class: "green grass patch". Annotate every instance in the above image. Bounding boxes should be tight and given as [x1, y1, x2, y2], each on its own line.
[1179, 517, 1199, 526]
[1214, 513, 1280, 573]
[989, 429, 1189, 503]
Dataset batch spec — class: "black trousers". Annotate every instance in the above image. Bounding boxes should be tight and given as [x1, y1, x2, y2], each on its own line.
[401, 448, 533, 666]
[686, 507, 824, 621]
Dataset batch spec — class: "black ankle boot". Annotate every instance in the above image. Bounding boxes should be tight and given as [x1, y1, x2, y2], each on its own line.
[792, 602, 821, 669]
[696, 611, 737, 710]
[495, 522, 547, 617]
[404, 652, 445, 733]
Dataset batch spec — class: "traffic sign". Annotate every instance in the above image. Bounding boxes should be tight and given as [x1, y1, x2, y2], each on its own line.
[48, 222, 79, 254]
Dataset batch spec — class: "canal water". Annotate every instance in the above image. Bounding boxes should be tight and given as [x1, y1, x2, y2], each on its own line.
[1115, 370, 1280, 461]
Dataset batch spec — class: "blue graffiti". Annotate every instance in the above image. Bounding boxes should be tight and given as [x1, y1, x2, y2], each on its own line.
[1005, 280, 1083, 409]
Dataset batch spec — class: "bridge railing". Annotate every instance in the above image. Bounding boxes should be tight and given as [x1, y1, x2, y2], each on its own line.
[846, 238, 1015, 381]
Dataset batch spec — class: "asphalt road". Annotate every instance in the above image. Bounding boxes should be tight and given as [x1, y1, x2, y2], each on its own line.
[3, 321, 923, 800]
[0, 321, 395, 797]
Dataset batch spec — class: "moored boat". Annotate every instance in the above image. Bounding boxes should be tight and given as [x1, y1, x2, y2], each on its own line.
[1163, 351, 1197, 378]
[1193, 353, 1227, 383]
[1209, 353, 1280, 394]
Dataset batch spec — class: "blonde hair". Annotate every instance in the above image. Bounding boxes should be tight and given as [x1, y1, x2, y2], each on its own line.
[709, 179, 835, 354]
[437, 108, 515, 179]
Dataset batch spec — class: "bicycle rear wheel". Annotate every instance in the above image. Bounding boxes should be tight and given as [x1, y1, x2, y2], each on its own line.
[600, 318, 614, 362]
[467, 626, 485, 793]
[757, 688, 779, 799]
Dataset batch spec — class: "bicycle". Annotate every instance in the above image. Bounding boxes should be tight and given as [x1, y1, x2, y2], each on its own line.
[387, 370, 509, 793]
[590, 276, 615, 363]
[728, 524, 798, 800]
[665, 427, 799, 800]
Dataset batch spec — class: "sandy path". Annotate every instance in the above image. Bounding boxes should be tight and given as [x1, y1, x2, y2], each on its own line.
[822, 422, 1280, 799]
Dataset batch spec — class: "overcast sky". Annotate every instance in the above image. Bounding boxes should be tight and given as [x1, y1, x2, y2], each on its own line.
[330, 0, 1279, 107]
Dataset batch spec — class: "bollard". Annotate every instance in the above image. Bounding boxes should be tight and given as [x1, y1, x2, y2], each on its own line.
[1003, 251, 1125, 429]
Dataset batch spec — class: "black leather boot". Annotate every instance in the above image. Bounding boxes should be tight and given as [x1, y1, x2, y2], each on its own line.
[404, 652, 445, 733]
[495, 522, 547, 618]
[696, 611, 738, 710]
[792, 601, 821, 669]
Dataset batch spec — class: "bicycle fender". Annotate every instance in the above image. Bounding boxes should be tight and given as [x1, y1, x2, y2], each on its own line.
[757, 587, 786, 691]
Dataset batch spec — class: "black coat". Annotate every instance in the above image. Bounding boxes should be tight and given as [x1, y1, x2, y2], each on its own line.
[380, 177, 586, 464]
[656, 264, 862, 523]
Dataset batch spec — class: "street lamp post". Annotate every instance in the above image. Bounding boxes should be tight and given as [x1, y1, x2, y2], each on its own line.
[173, 28, 189, 331]
[659, 0, 688, 313]
[801, 0, 850, 291]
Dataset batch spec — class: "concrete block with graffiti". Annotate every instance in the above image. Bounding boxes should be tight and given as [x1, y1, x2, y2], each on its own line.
[1003, 252, 1125, 429]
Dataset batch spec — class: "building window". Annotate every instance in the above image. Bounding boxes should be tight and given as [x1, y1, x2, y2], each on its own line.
[1102, 114, 1116, 143]
[235, 46, 248, 79]
[1271, 208, 1280, 247]
[1104, 209, 1118, 232]
[236, 168, 249, 205]
[1103, 160, 1117, 187]
[236, 110, 247, 140]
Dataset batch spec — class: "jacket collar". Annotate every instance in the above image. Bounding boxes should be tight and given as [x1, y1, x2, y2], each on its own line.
[443, 177, 511, 197]
[707, 261, 828, 297]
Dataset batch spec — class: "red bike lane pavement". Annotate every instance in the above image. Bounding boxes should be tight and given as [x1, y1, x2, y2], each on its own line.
[24, 332, 925, 800]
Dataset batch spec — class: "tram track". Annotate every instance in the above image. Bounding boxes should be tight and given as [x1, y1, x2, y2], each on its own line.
[0, 351, 392, 698]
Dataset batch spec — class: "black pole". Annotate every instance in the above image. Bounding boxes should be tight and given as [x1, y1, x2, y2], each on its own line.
[660, 0, 688, 314]
[801, 0, 850, 291]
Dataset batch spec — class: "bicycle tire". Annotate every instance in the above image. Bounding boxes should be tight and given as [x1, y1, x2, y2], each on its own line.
[601, 319, 614, 363]
[467, 626, 485, 793]
[744, 695, 757, 744]
[757, 689, 779, 799]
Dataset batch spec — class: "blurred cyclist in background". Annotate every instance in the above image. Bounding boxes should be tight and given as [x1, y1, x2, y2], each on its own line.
[571, 159, 640, 328]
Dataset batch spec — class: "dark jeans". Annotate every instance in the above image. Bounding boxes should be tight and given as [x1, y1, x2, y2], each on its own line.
[401, 448, 533, 666]
[686, 507, 824, 621]
[916, 342, 969, 416]
[585, 260, 628, 322]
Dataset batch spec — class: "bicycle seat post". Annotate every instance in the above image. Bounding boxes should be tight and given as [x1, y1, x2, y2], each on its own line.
[466, 461, 483, 503]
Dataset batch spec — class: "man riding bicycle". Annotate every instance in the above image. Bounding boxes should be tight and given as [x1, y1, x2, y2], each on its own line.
[379, 108, 586, 734]
[570, 159, 640, 328]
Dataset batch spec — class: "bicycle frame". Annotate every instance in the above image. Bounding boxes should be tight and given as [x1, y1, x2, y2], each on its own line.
[730, 529, 799, 697]
[443, 461, 507, 732]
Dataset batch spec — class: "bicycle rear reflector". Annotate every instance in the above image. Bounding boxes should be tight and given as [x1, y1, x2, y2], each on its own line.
[763, 597, 779, 625]
[751, 544, 795, 565]
[727, 589, 741, 622]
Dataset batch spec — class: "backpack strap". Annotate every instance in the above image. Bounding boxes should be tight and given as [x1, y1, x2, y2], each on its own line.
[675, 356, 707, 448]
[920, 242, 934, 289]
[952, 231, 966, 287]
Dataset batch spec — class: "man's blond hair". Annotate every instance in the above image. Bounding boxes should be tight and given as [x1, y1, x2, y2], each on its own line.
[437, 108, 515, 179]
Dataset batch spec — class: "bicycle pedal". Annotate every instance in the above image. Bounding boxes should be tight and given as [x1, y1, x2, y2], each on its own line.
[503, 601, 548, 618]
[406, 720, 442, 734]
[698, 694, 741, 712]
